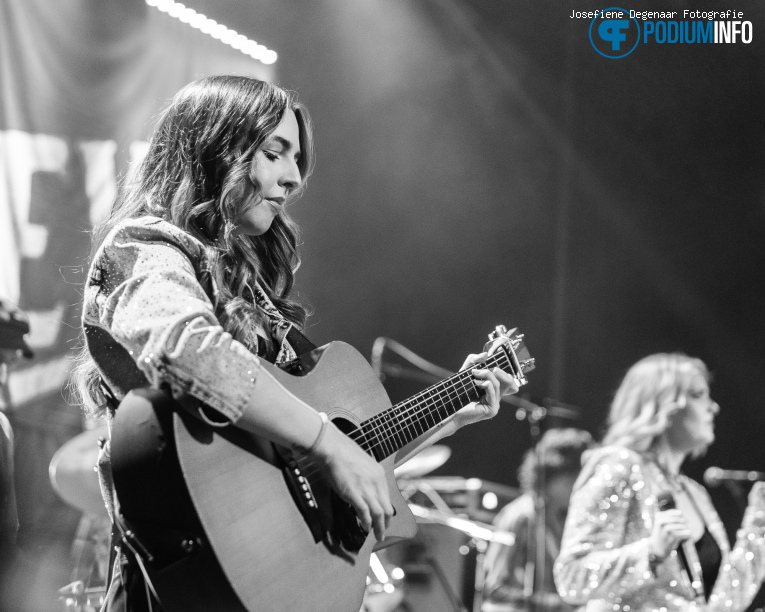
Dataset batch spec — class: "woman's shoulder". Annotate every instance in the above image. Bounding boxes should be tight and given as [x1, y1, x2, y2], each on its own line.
[99, 215, 206, 261]
[582, 445, 644, 469]
[574, 445, 646, 490]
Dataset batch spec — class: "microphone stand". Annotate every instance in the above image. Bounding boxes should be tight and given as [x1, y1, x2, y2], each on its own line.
[518, 398, 545, 612]
[371, 337, 582, 612]
[516, 397, 581, 612]
[723, 481, 748, 515]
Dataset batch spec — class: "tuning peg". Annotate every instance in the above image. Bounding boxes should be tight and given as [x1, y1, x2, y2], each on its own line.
[488, 325, 508, 342]
[520, 358, 535, 371]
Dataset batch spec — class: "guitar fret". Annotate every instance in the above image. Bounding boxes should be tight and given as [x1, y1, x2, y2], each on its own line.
[359, 345, 521, 461]
[392, 405, 409, 448]
[366, 417, 389, 460]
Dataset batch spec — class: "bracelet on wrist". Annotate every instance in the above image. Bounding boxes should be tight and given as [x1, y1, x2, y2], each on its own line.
[306, 412, 330, 454]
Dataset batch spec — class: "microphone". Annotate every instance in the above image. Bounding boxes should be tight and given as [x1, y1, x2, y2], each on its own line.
[656, 492, 703, 599]
[703, 467, 765, 488]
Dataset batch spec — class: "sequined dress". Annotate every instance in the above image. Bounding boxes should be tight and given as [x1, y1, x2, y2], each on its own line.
[554, 446, 765, 612]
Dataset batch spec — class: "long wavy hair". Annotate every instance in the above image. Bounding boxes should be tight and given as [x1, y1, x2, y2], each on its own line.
[73, 75, 315, 417]
[602, 353, 710, 455]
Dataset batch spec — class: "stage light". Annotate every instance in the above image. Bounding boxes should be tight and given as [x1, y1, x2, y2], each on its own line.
[199, 18, 215, 34]
[145, 0, 277, 65]
[482, 491, 499, 510]
[167, 3, 184, 18]
[241, 40, 257, 55]
[178, 9, 196, 24]
[261, 50, 278, 65]
[220, 29, 237, 45]
[210, 24, 227, 40]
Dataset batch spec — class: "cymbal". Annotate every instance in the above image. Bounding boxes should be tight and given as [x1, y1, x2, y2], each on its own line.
[49, 426, 108, 518]
[408, 503, 515, 546]
[393, 445, 451, 480]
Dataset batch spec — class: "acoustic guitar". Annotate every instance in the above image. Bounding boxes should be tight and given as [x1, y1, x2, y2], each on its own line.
[110, 326, 534, 612]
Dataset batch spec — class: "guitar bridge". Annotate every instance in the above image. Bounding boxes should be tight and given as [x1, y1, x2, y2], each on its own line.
[278, 447, 325, 544]
[276, 444, 367, 556]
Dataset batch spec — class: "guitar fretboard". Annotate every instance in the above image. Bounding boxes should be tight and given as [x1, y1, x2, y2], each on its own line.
[348, 350, 514, 461]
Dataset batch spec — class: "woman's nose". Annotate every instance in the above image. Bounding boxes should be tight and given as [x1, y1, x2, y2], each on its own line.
[279, 159, 302, 193]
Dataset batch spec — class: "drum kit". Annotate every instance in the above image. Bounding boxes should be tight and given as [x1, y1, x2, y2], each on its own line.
[49, 425, 110, 612]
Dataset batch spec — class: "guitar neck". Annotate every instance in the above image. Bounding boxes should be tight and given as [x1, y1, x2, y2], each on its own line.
[349, 346, 527, 462]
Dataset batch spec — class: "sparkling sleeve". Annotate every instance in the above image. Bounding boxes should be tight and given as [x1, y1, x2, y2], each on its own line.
[87, 220, 263, 423]
[554, 448, 655, 605]
[708, 481, 765, 612]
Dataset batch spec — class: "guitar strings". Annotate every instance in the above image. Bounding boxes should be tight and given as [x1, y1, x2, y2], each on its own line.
[353, 350, 509, 458]
[293, 366, 486, 482]
[293, 366, 487, 483]
[294, 347, 520, 483]
[352, 348, 514, 458]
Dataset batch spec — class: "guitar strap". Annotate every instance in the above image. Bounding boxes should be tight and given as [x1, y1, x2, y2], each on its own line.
[285, 325, 317, 356]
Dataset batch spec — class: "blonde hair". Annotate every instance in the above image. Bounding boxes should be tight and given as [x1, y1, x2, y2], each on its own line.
[602, 353, 709, 453]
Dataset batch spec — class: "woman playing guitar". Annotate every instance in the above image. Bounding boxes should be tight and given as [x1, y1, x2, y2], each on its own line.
[72, 76, 519, 612]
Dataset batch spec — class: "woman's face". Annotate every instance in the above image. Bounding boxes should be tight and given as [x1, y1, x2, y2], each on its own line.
[665, 371, 719, 454]
[234, 109, 302, 236]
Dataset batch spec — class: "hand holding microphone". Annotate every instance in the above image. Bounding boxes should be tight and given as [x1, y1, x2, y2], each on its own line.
[652, 492, 704, 599]
[650, 492, 692, 560]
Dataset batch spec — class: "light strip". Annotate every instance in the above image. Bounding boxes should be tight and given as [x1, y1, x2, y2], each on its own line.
[145, 0, 278, 65]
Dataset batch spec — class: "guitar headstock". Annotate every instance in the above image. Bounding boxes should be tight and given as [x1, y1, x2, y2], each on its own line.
[487, 325, 535, 387]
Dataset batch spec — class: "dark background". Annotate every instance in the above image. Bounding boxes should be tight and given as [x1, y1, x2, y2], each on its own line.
[3, 0, 765, 608]
[180, 0, 765, 504]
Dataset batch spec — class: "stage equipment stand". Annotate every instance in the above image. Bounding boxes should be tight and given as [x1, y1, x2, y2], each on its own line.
[371, 336, 579, 612]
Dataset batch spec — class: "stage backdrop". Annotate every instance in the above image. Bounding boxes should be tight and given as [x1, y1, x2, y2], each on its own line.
[0, 0, 272, 605]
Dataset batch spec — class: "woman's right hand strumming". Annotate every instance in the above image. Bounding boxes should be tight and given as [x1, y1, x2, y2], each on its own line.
[311, 423, 394, 543]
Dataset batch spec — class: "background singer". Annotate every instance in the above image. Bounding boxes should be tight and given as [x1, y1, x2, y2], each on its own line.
[554, 353, 765, 612]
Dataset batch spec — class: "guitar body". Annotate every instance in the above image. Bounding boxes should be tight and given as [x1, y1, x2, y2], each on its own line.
[112, 342, 417, 612]
[111, 328, 534, 612]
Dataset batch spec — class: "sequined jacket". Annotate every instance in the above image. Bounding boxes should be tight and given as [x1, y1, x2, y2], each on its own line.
[554, 446, 765, 612]
[82, 215, 297, 427]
